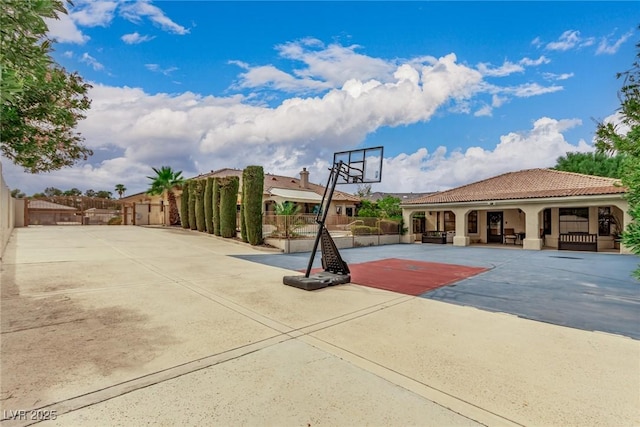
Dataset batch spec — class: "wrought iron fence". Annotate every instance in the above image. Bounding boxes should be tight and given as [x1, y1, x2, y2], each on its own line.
[263, 214, 400, 239]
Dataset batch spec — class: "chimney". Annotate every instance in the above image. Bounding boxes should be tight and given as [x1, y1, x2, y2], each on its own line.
[300, 168, 309, 189]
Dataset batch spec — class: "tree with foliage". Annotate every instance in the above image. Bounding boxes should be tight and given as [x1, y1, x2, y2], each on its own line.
[10, 188, 25, 198]
[355, 183, 372, 198]
[274, 201, 302, 216]
[554, 152, 625, 178]
[63, 187, 82, 196]
[43, 186, 62, 197]
[1, 0, 93, 172]
[357, 199, 380, 217]
[115, 184, 126, 198]
[95, 190, 112, 199]
[219, 176, 239, 238]
[239, 176, 248, 242]
[84, 189, 96, 197]
[595, 30, 640, 277]
[242, 166, 264, 245]
[377, 195, 402, 219]
[180, 182, 189, 229]
[146, 166, 184, 226]
[204, 177, 213, 234]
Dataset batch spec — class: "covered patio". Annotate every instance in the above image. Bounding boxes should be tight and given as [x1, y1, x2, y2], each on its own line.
[401, 169, 631, 254]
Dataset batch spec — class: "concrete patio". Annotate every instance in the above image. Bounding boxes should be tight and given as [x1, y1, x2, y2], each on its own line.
[1, 226, 638, 426]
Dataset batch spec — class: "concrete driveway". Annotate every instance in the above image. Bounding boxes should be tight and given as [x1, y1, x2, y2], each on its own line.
[1, 226, 638, 426]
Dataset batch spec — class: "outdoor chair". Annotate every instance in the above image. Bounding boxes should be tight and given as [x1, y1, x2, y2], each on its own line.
[503, 228, 517, 244]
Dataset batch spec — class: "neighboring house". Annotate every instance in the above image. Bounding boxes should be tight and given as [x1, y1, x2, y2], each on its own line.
[27, 199, 79, 225]
[120, 167, 361, 226]
[364, 192, 434, 203]
[401, 169, 630, 254]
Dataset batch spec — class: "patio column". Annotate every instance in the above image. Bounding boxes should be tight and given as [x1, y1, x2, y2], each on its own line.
[401, 208, 415, 243]
[451, 208, 470, 247]
[521, 206, 542, 250]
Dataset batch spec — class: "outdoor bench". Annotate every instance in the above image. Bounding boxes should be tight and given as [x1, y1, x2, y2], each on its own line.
[558, 233, 598, 252]
[422, 231, 447, 244]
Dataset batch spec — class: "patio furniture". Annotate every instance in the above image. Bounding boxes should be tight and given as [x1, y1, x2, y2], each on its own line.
[503, 228, 517, 244]
[559, 233, 598, 252]
[422, 231, 447, 244]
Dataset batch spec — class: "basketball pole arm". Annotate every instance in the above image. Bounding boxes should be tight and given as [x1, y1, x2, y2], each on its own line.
[304, 161, 344, 278]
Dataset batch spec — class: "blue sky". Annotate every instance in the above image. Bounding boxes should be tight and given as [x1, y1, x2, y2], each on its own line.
[2, 1, 637, 196]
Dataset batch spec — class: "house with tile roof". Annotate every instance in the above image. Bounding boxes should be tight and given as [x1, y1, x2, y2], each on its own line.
[401, 169, 630, 254]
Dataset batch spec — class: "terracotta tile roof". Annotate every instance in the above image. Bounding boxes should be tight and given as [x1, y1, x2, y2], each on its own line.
[405, 169, 625, 205]
[195, 168, 360, 203]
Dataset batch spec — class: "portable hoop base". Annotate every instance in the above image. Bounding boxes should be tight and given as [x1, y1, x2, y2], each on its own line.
[283, 271, 351, 291]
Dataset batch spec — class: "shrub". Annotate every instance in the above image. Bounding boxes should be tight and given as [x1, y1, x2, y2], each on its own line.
[243, 166, 264, 245]
[204, 177, 213, 233]
[180, 182, 189, 229]
[351, 225, 381, 235]
[195, 179, 205, 232]
[219, 176, 239, 238]
[108, 216, 122, 225]
[376, 219, 400, 234]
[212, 178, 221, 236]
[188, 180, 196, 230]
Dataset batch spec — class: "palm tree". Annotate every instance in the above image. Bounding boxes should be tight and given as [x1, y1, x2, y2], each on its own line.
[115, 184, 127, 198]
[146, 166, 185, 226]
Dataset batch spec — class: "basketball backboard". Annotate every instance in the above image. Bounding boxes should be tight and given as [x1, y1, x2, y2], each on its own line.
[333, 146, 383, 184]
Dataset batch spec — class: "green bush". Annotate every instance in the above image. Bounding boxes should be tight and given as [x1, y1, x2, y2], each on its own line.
[195, 179, 205, 232]
[219, 176, 239, 238]
[376, 219, 400, 234]
[204, 177, 213, 233]
[243, 166, 264, 245]
[212, 178, 221, 236]
[108, 216, 122, 225]
[180, 182, 189, 229]
[351, 225, 381, 235]
[188, 180, 197, 230]
[240, 202, 248, 242]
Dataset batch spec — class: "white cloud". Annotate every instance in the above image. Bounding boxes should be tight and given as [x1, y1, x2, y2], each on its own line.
[120, 0, 189, 35]
[477, 61, 524, 77]
[122, 32, 155, 44]
[44, 13, 89, 44]
[545, 30, 595, 51]
[81, 53, 104, 71]
[474, 105, 493, 117]
[145, 64, 178, 76]
[519, 56, 550, 66]
[503, 82, 563, 98]
[70, 0, 118, 27]
[596, 30, 634, 55]
[378, 117, 592, 193]
[543, 72, 574, 81]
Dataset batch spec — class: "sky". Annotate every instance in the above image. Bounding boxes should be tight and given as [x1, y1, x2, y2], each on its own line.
[2, 1, 638, 197]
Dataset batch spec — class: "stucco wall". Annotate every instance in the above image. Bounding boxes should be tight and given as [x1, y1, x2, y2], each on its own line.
[1, 162, 16, 258]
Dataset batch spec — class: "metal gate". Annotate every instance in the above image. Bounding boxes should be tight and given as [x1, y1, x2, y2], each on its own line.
[27, 197, 122, 226]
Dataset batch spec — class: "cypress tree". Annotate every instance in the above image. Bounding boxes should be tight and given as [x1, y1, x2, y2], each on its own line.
[240, 174, 248, 242]
[212, 178, 221, 236]
[243, 166, 264, 245]
[180, 182, 190, 229]
[204, 177, 214, 234]
[219, 176, 239, 238]
[195, 179, 205, 232]
[188, 180, 197, 230]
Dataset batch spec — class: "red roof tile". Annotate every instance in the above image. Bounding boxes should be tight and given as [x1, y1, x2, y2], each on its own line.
[405, 169, 625, 205]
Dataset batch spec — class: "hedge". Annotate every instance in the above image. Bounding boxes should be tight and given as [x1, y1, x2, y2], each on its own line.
[204, 177, 213, 234]
[212, 178, 221, 236]
[195, 179, 205, 232]
[188, 180, 197, 230]
[242, 166, 264, 245]
[219, 176, 239, 238]
[180, 182, 189, 229]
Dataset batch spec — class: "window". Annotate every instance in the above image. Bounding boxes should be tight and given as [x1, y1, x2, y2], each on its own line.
[598, 207, 611, 236]
[444, 211, 455, 232]
[543, 208, 551, 235]
[467, 210, 478, 234]
[559, 208, 589, 234]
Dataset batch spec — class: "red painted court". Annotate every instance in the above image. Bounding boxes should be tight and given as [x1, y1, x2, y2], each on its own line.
[331, 258, 488, 296]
